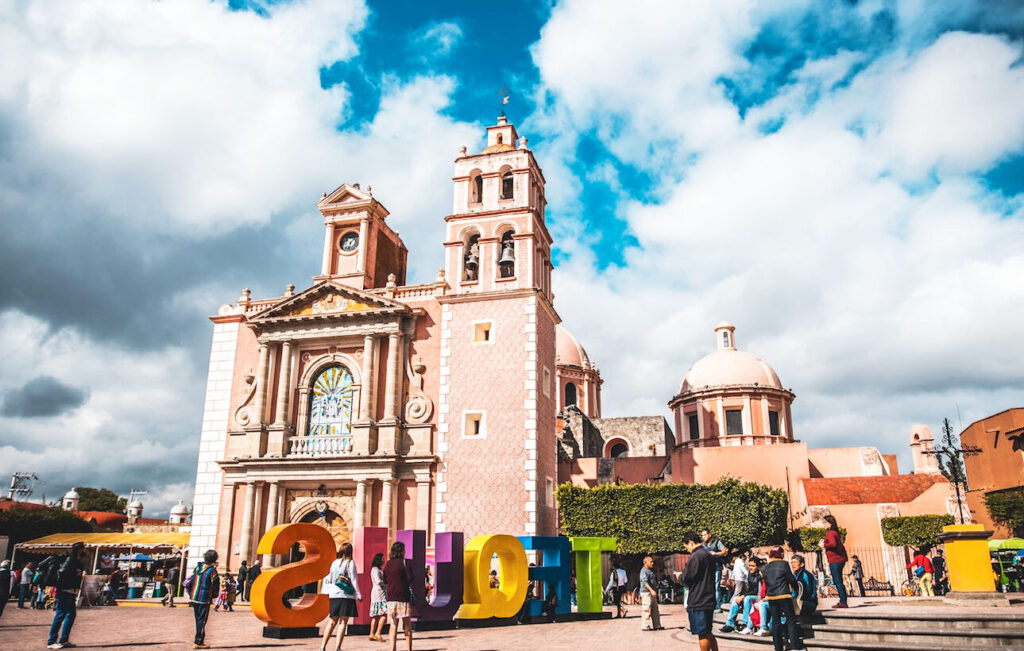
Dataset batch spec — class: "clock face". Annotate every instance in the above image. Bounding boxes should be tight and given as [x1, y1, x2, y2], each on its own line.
[340, 232, 359, 252]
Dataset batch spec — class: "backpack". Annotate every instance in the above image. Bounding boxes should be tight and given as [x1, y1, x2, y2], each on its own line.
[39, 554, 66, 587]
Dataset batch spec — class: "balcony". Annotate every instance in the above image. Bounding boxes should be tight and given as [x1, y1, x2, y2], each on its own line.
[288, 435, 353, 457]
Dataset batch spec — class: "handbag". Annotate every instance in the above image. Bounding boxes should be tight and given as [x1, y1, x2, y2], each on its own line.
[914, 565, 926, 578]
[334, 560, 356, 596]
[405, 560, 418, 606]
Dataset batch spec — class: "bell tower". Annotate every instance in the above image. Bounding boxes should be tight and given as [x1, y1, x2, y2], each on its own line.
[444, 116, 552, 298]
[435, 116, 560, 540]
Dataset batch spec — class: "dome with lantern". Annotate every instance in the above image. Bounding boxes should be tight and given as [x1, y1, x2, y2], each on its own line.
[670, 322, 795, 446]
[679, 322, 784, 393]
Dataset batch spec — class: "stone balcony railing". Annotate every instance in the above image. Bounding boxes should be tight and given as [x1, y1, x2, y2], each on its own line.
[288, 435, 354, 457]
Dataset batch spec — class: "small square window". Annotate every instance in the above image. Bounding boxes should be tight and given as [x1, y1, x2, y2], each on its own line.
[725, 409, 744, 436]
[546, 477, 555, 508]
[542, 367, 552, 398]
[463, 411, 485, 438]
[473, 321, 492, 343]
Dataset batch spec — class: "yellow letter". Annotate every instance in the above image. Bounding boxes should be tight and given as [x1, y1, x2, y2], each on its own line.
[250, 523, 336, 628]
[458, 534, 527, 619]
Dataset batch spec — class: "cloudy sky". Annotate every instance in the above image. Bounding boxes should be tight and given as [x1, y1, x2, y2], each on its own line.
[1, 0, 1022, 516]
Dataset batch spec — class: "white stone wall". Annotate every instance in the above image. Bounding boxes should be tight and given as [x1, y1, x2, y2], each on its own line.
[187, 319, 241, 571]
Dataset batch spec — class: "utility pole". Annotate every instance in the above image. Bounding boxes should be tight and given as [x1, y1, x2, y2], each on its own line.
[6, 472, 39, 500]
[924, 418, 981, 524]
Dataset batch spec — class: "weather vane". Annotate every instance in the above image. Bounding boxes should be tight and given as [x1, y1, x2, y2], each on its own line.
[497, 85, 512, 118]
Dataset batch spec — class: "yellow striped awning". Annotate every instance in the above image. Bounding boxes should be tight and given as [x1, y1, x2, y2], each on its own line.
[16, 532, 190, 550]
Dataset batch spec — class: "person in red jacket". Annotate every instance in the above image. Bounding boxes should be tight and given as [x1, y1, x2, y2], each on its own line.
[907, 547, 935, 596]
[818, 515, 849, 608]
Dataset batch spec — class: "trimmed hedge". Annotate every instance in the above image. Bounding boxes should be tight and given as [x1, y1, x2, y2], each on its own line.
[880, 514, 954, 547]
[984, 487, 1024, 536]
[556, 478, 788, 554]
[790, 526, 847, 552]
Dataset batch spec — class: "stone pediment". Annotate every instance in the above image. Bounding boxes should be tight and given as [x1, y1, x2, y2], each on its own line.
[317, 183, 389, 218]
[249, 281, 408, 323]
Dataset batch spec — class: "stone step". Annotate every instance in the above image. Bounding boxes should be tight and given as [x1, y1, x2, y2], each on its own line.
[810, 623, 1024, 648]
[819, 608, 1024, 630]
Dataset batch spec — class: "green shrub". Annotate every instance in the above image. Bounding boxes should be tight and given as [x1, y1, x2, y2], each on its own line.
[984, 487, 1024, 536]
[790, 526, 847, 552]
[556, 478, 788, 554]
[880, 514, 955, 547]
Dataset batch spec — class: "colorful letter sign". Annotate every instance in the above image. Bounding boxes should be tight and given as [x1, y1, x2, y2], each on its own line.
[250, 523, 335, 627]
[249, 524, 617, 629]
[519, 536, 571, 616]
[398, 529, 464, 621]
[458, 534, 528, 619]
[570, 537, 616, 613]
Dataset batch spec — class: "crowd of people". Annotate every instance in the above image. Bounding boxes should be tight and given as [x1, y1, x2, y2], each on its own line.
[0, 515, 967, 650]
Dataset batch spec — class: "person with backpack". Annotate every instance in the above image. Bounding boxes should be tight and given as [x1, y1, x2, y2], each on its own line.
[45, 541, 86, 649]
[907, 547, 934, 597]
[320, 542, 361, 651]
[605, 558, 628, 618]
[186, 550, 220, 649]
[762, 546, 806, 651]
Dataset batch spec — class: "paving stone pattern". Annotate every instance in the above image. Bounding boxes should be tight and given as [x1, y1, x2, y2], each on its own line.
[1, 604, 757, 650]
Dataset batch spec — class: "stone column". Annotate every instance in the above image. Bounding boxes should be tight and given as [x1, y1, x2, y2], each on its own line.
[273, 342, 293, 427]
[357, 218, 369, 273]
[382, 333, 400, 421]
[416, 479, 431, 531]
[252, 343, 271, 426]
[354, 479, 367, 530]
[239, 482, 257, 563]
[321, 223, 334, 275]
[359, 335, 377, 422]
[262, 482, 280, 566]
[380, 478, 396, 531]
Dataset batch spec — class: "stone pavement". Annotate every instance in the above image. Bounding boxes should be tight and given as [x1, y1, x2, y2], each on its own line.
[0, 603, 762, 650]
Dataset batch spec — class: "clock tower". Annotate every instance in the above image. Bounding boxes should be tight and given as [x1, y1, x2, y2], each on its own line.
[316, 183, 408, 290]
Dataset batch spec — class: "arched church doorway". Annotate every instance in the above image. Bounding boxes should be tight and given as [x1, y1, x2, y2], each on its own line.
[286, 508, 351, 598]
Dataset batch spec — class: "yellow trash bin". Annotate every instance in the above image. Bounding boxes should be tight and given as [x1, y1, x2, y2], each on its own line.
[938, 524, 996, 593]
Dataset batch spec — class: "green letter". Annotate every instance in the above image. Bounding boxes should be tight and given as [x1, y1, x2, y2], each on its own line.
[570, 537, 616, 613]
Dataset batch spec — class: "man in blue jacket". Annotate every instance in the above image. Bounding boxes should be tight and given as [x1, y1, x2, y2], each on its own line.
[790, 555, 817, 617]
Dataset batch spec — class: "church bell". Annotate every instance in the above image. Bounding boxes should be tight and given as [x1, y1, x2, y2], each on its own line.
[498, 245, 515, 266]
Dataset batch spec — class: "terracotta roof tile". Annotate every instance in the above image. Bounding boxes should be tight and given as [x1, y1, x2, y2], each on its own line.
[802, 474, 948, 506]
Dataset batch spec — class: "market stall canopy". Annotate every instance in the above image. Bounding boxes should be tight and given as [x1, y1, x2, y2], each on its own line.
[988, 538, 1024, 551]
[15, 532, 190, 554]
[112, 553, 157, 562]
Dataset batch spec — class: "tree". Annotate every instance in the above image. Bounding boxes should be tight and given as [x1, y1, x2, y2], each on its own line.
[75, 486, 127, 513]
[0, 505, 92, 549]
[984, 487, 1024, 537]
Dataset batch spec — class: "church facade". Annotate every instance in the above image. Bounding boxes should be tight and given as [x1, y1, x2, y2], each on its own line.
[188, 117, 561, 571]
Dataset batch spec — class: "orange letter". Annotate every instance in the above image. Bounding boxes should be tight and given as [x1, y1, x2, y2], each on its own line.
[250, 523, 336, 628]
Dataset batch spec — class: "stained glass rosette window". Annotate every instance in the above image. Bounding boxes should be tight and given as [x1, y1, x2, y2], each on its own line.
[308, 365, 354, 448]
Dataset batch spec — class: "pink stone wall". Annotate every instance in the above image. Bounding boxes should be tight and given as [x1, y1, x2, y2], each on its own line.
[534, 303, 558, 535]
[442, 296, 531, 538]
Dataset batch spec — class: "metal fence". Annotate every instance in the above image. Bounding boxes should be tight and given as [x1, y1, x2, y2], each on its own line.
[599, 545, 938, 601]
